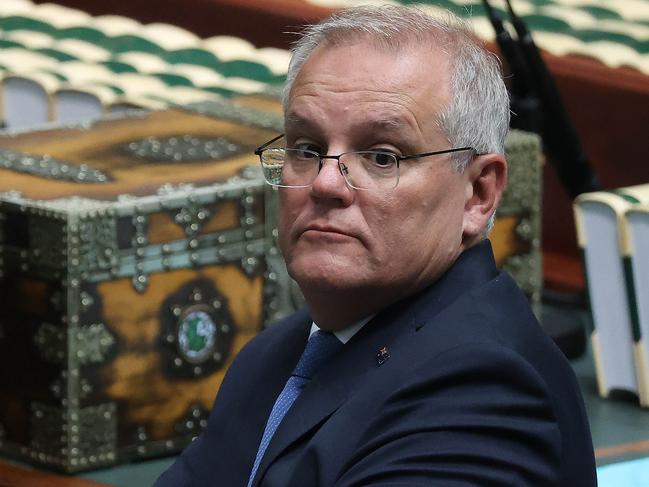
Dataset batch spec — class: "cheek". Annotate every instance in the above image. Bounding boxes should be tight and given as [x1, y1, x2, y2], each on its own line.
[278, 189, 302, 221]
[277, 214, 290, 257]
[277, 190, 309, 255]
[362, 198, 419, 264]
[395, 183, 464, 246]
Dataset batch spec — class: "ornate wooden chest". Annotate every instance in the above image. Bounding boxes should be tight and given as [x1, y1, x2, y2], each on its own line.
[0, 102, 296, 472]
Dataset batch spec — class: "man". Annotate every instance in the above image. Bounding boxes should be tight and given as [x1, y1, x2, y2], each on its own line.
[157, 6, 596, 486]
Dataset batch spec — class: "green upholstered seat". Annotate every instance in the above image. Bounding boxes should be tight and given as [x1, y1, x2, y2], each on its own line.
[0, 0, 290, 127]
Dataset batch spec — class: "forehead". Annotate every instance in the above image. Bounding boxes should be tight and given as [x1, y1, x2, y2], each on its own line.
[285, 40, 451, 139]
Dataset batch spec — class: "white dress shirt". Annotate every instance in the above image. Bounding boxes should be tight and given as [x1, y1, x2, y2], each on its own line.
[309, 315, 373, 344]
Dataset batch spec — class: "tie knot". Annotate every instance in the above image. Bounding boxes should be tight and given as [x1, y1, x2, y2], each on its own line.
[292, 330, 343, 380]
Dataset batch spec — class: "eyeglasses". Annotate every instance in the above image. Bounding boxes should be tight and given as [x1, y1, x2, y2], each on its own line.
[254, 134, 479, 191]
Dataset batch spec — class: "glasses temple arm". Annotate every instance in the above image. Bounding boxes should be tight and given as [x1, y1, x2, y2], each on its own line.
[254, 134, 285, 155]
[399, 147, 480, 161]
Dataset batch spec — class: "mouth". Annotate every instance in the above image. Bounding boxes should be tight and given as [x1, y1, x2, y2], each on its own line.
[301, 225, 358, 241]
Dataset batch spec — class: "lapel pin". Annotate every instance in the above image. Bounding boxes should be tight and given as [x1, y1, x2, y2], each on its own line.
[376, 346, 390, 366]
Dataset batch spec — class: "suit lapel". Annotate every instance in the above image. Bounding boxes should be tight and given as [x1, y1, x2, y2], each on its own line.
[253, 302, 418, 485]
[231, 311, 311, 474]
[252, 240, 499, 485]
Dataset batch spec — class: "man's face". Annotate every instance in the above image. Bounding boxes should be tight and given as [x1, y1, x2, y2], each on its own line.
[279, 40, 473, 310]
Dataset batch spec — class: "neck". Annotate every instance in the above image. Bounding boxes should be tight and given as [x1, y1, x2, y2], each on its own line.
[302, 276, 430, 331]
[303, 289, 385, 331]
[301, 248, 471, 330]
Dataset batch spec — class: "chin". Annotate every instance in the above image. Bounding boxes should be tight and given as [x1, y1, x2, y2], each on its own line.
[288, 261, 367, 294]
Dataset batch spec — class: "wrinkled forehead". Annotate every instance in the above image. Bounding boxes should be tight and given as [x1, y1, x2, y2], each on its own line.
[285, 37, 453, 132]
[321, 27, 453, 56]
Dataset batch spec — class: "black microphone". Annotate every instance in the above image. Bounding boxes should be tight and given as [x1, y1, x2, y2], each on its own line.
[481, 0, 541, 133]
[481, 0, 532, 100]
[503, 0, 600, 196]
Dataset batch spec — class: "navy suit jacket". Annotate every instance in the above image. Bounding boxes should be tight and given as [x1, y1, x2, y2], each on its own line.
[156, 241, 596, 486]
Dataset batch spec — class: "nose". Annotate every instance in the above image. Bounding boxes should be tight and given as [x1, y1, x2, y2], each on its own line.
[310, 157, 355, 205]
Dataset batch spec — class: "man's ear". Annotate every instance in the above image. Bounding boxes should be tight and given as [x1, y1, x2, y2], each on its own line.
[462, 153, 507, 245]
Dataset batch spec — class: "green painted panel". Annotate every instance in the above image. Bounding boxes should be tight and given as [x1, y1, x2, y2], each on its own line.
[218, 60, 275, 82]
[100, 61, 138, 74]
[202, 86, 237, 98]
[105, 35, 166, 55]
[639, 40, 649, 55]
[164, 48, 221, 70]
[575, 30, 648, 53]
[90, 82, 125, 95]
[623, 256, 641, 342]
[55, 26, 109, 44]
[34, 47, 79, 62]
[610, 190, 641, 205]
[580, 6, 623, 21]
[0, 16, 57, 35]
[40, 69, 68, 82]
[0, 39, 23, 49]
[151, 72, 194, 87]
[521, 14, 572, 32]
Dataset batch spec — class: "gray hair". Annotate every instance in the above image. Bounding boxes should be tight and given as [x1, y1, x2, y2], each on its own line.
[283, 5, 510, 233]
[284, 5, 509, 167]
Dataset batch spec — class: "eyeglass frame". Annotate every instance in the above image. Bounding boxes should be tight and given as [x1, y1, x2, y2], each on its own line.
[254, 134, 482, 190]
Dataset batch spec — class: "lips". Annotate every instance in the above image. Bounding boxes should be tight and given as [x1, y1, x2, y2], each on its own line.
[300, 224, 359, 241]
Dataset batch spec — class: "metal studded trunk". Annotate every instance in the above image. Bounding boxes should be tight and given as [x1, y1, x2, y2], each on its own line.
[0, 102, 296, 472]
[493, 129, 543, 318]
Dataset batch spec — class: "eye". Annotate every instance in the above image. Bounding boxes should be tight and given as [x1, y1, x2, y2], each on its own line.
[366, 151, 398, 168]
[292, 142, 321, 159]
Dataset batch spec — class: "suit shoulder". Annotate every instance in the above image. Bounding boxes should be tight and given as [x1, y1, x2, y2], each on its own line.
[408, 339, 555, 402]
[340, 341, 564, 485]
[425, 272, 565, 366]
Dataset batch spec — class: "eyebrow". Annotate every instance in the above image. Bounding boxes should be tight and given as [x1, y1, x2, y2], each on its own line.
[366, 118, 408, 131]
[284, 113, 313, 129]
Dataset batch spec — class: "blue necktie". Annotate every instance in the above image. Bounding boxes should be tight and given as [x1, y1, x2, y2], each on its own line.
[247, 330, 343, 487]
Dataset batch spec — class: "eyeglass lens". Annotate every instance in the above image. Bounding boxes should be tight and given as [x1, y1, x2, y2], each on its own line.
[260, 148, 399, 190]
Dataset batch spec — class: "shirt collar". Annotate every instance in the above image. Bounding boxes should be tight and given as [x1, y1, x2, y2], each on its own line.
[309, 315, 373, 344]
